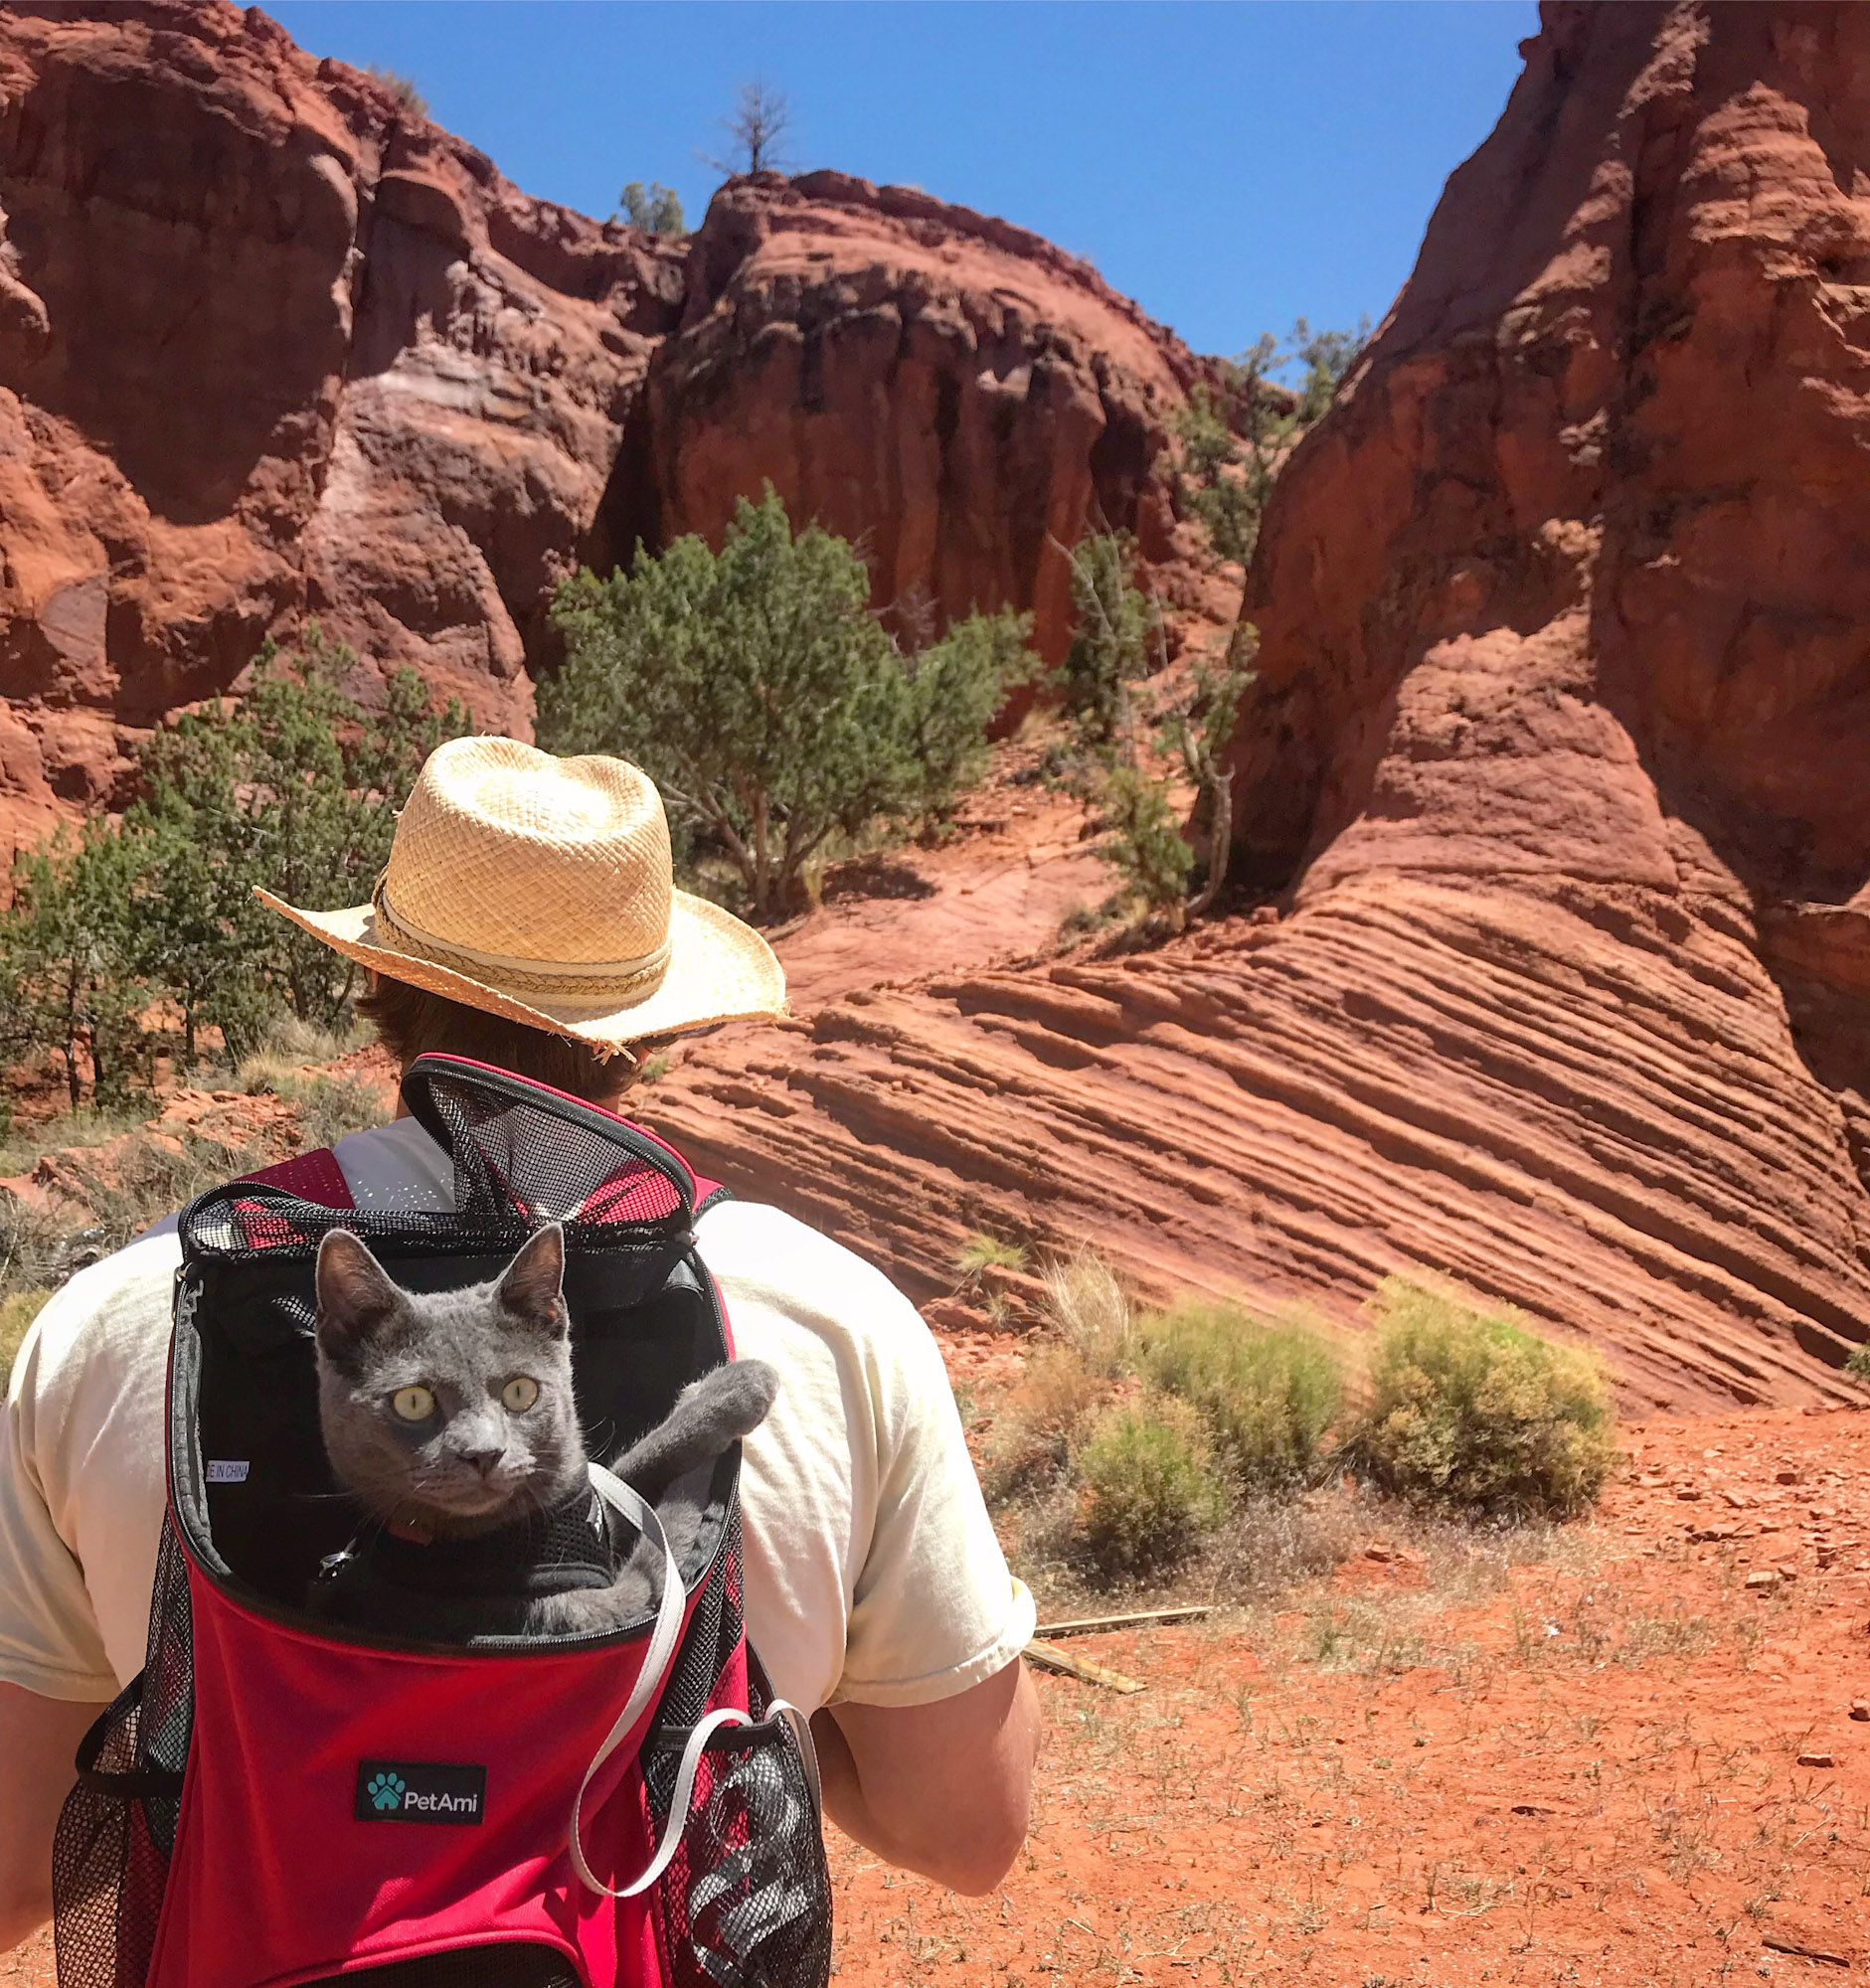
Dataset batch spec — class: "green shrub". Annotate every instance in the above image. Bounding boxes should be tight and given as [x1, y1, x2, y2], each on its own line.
[1076, 1393, 1227, 1574]
[1846, 1341, 1870, 1383]
[1350, 1278, 1615, 1519]
[985, 1338, 1110, 1502]
[1097, 763, 1194, 925]
[1139, 1299, 1343, 1490]
[0, 1289, 51, 1381]
[0, 631, 467, 1099]
[1054, 534, 1158, 746]
[544, 490, 1031, 920]
[618, 181, 685, 236]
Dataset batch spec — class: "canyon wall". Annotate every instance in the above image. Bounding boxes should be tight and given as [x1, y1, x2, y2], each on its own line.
[0, 0, 1198, 856]
[646, 0, 1870, 1407]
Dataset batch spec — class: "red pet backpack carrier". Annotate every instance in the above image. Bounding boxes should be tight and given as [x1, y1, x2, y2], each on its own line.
[52, 1055, 833, 1988]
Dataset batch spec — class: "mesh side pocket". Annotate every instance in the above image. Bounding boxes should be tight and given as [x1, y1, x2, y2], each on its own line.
[53, 1528, 193, 1988]
[52, 1678, 179, 1988]
[650, 1718, 831, 1988]
[135, 1526, 194, 1859]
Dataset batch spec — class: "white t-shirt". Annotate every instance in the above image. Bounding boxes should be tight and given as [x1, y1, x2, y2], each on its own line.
[0, 1117, 1032, 1714]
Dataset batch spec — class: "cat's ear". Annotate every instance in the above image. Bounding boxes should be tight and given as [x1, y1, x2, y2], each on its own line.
[314, 1229, 402, 1353]
[499, 1223, 568, 1337]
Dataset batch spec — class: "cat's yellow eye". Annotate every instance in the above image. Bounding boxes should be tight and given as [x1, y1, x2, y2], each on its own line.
[391, 1385, 434, 1422]
[502, 1376, 540, 1413]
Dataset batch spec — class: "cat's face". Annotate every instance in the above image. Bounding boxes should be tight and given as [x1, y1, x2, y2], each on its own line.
[312, 1224, 589, 1536]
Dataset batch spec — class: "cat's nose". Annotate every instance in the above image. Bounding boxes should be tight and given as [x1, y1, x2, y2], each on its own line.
[462, 1447, 506, 1479]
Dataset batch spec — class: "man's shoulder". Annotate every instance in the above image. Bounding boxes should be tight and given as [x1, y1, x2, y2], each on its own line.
[696, 1200, 910, 1311]
[11, 1227, 182, 1412]
[693, 1200, 936, 1366]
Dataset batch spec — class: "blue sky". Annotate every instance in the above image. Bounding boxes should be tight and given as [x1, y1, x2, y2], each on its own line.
[267, 1, 1537, 361]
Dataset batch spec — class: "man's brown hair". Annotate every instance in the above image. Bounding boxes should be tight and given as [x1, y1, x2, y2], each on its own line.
[356, 975, 669, 1106]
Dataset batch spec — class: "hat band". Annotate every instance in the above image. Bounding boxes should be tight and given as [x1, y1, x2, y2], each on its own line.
[372, 879, 672, 1005]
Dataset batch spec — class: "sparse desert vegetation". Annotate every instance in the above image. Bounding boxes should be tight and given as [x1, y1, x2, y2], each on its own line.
[832, 1374, 1870, 1987]
[977, 1249, 1619, 1603]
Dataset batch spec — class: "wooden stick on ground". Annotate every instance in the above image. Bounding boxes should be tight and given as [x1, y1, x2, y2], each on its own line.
[1023, 1638, 1145, 1693]
[1033, 1604, 1213, 1640]
[1761, 1935, 1851, 1968]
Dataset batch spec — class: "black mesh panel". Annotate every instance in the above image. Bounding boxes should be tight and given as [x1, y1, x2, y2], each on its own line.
[646, 1507, 742, 1765]
[649, 1720, 832, 1988]
[52, 1525, 195, 1987]
[53, 1683, 173, 1988]
[137, 1525, 194, 1858]
[298, 1945, 583, 1986]
[407, 1059, 689, 1228]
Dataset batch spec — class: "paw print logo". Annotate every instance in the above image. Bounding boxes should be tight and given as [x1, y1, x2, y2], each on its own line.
[367, 1770, 406, 1813]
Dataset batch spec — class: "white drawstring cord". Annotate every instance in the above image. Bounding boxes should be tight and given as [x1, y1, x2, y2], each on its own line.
[570, 1462, 824, 1900]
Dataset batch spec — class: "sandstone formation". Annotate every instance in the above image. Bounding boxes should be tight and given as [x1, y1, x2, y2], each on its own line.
[0, 0, 1202, 858]
[646, 171, 1195, 664]
[0, 0, 677, 849]
[646, 0, 1870, 1407]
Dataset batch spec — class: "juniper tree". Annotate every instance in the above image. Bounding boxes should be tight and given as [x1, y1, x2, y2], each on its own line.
[1055, 533, 1159, 748]
[541, 490, 1030, 919]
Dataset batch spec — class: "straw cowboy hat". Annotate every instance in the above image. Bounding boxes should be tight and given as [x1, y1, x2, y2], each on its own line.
[256, 736, 785, 1051]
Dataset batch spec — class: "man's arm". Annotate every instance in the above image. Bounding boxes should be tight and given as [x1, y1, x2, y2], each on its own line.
[810, 1655, 1039, 1896]
[0, 1683, 105, 1951]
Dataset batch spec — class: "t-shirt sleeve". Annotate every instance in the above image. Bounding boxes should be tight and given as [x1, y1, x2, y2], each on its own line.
[0, 1305, 120, 1701]
[0, 1233, 177, 1701]
[833, 1307, 1035, 1709]
[702, 1201, 1032, 1714]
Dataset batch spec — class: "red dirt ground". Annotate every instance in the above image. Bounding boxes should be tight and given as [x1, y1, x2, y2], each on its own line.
[826, 1405, 1870, 1987]
[9, 1406, 1867, 1986]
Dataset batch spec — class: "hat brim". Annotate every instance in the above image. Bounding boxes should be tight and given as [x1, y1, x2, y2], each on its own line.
[255, 885, 786, 1053]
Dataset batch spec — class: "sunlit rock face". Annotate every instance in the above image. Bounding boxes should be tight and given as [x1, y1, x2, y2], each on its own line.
[646, 4, 1870, 1408]
[0, 1, 1202, 855]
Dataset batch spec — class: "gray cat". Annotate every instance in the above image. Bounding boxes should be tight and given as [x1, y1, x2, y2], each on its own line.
[306, 1222, 776, 1641]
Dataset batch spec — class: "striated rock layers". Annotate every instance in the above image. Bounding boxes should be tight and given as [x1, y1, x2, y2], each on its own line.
[647, 1, 1870, 1407]
[0, 0, 1199, 856]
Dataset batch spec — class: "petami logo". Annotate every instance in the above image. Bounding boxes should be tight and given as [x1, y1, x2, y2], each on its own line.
[354, 1759, 487, 1826]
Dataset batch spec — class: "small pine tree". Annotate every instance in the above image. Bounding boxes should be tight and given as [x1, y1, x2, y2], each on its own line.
[0, 629, 470, 1093]
[543, 490, 1019, 921]
[0, 823, 150, 1107]
[1056, 534, 1159, 746]
[1096, 763, 1194, 928]
[136, 630, 469, 1038]
[1168, 386, 1257, 567]
[1161, 643, 1254, 917]
[1289, 314, 1371, 423]
[901, 609, 1038, 817]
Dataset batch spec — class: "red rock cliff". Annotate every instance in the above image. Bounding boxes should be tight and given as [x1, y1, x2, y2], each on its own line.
[0, 0, 1199, 855]
[648, 171, 1196, 665]
[643, 0, 1870, 1408]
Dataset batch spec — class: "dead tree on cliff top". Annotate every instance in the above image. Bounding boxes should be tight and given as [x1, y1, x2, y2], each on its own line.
[702, 80, 793, 176]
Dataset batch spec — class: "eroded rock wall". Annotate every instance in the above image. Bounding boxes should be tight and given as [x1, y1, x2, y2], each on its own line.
[0, 2, 1201, 855]
[649, 171, 1197, 663]
[645, 0, 1870, 1407]
[0, 0, 681, 850]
